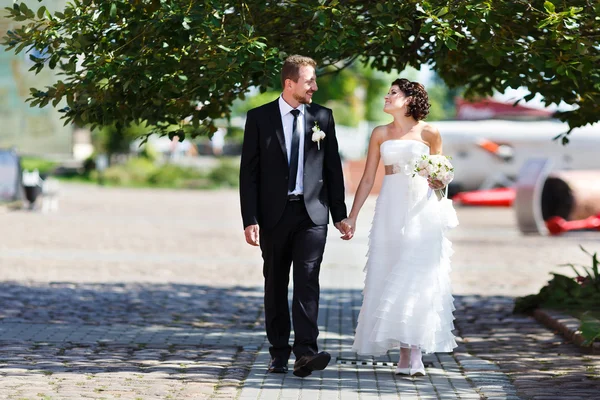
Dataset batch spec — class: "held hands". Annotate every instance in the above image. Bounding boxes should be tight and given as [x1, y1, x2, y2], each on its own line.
[244, 224, 260, 246]
[248, 221, 355, 245]
[334, 222, 351, 240]
[337, 217, 356, 240]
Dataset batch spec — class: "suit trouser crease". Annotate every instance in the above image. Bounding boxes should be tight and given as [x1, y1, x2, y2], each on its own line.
[260, 200, 327, 360]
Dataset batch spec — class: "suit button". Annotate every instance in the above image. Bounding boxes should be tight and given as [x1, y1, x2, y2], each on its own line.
[285, 177, 288, 180]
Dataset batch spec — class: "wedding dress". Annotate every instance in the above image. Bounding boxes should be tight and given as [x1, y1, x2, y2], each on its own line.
[352, 140, 458, 356]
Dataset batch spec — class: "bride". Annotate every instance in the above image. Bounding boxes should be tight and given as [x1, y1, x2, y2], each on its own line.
[341, 78, 458, 376]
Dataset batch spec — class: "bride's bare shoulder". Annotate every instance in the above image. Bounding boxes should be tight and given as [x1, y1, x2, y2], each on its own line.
[420, 122, 441, 143]
[370, 124, 389, 143]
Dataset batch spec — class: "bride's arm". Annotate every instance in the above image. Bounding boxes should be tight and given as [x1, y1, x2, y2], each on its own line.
[346, 127, 383, 223]
[424, 124, 442, 155]
[424, 124, 446, 189]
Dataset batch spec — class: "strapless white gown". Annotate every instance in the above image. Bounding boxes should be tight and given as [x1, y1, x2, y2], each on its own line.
[352, 140, 459, 356]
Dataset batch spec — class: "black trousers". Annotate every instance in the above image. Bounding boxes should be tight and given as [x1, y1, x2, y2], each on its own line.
[259, 199, 327, 361]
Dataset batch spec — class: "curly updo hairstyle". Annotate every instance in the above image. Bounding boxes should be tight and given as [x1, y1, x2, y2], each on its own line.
[392, 78, 430, 120]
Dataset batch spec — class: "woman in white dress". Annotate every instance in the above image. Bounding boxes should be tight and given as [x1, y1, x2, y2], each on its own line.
[341, 78, 458, 376]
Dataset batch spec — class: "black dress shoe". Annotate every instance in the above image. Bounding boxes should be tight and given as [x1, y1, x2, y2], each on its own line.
[267, 357, 288, 373]
[293, 351, 331, 377]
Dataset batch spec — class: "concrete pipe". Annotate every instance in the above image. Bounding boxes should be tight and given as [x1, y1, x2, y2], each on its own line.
[541, 170, 600, 221]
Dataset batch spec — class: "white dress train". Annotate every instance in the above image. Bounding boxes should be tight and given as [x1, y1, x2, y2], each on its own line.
[352, 140, 459, 356]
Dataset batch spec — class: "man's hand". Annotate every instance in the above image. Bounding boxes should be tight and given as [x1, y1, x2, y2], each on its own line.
[244, 224, 260, 246]
[336, 218, 355, 240]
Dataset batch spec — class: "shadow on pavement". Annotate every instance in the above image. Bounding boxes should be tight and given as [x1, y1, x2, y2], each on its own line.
[0, 282, 265, 329]
[1, 284, 598, 399]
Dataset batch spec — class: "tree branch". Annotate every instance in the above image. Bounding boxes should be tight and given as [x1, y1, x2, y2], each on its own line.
[318, 55, 360, 77]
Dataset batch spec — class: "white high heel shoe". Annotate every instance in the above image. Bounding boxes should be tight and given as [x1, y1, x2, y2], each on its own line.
[395, 350, 411, 375]
[394, 365, 410, 375]
[409, 347, 426, 376]
[395, 362, 426, 376]
[410, 363, 426, 376]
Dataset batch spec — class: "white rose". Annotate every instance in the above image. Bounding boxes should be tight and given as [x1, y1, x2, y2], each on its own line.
[312, 129, 326, 149]
[312, 130, 325, 141]
[417, 159, 429, 170]
[429, 154, 445, 165]
[417, 168, 429, 178]
[425, 163, 436, 175]
[441, 171, 454, 185]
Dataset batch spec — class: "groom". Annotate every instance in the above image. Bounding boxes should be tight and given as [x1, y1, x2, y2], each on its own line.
[239, 55, 348, 377]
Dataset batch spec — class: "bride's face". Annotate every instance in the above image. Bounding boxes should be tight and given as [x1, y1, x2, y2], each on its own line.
[383, 85, 410, 114]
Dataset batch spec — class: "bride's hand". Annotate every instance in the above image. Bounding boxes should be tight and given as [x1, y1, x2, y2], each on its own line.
[427, 178, 445, 190]
[340, 217, 356, 240]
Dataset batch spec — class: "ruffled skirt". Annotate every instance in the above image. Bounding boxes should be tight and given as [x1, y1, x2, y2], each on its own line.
[351, 173, 458, 355]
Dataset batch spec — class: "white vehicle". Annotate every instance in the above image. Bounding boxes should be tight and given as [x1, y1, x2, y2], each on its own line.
[435, 119, 600, 196]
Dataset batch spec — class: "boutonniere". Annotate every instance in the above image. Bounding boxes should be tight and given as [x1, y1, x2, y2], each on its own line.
[311, 121, 326, 150]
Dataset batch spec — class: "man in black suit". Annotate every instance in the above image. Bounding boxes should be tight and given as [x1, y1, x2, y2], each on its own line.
[240, 55, 349, 377]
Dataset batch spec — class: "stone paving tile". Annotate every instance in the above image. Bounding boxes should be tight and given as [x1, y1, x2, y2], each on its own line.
[237, 289, 485, 400]
[0, 282, 264, 329]
[454, 296, 600, 400]
[0, 340, 251, 399]
[1, 186, 599, 399]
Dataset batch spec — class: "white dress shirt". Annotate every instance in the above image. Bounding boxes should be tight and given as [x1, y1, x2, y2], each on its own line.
[278, 95, 305, 195]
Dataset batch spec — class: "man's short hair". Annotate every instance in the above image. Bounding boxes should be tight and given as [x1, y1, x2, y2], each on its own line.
[281, 55, 317, 88]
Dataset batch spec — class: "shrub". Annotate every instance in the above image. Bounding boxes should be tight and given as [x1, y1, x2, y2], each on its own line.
[123, 158, 157, 184]
[207, 159, 239, 188]
[514, 246, 600, 345]
[98, 157, 156, 186]
[148, 163, 204, 187]
[20, 156, 57, 175]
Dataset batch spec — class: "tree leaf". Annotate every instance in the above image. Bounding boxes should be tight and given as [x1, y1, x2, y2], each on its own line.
[1, 0, 597, 138]
[37, 6, 47, 19]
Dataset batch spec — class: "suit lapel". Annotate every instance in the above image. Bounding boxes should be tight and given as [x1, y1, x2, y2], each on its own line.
[268, 100, 287, 161]
[304, 104, 315, 166]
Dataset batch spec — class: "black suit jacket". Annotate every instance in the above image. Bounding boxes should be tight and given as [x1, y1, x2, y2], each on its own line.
[240, 99, 347, 229]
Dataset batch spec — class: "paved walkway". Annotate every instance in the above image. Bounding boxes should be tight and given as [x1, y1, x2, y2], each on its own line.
[0, 184, 598, 399]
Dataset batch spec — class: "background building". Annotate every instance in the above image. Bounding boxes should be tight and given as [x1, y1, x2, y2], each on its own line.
[0, 0, 73, 157]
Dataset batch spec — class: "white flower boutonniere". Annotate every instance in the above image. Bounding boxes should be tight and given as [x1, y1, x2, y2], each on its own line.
[311, 122, 326, 150]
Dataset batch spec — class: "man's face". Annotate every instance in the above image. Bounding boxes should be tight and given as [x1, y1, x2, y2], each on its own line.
[291, 65, 318, 104]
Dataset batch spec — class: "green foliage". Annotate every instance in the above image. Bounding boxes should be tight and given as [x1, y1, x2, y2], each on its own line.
[513, 273, 592, 313]
[89, 156, 238, 189]
[3, 1, 599, 140]
[580, 312, 600, 346]
[232, 91, 280, 116]
[231, 63, 401, 126]
[312, 65, 363, 126]
[226, 126, 244, 144]
[561, 246, 600, 289]
[514, 246, 600, 345]
[426, 78, 462, 121]
[148, 162, 201, 186]
[19, 156, 57, 175]
[92, 122, 152, 158]
[360, 63, 404, 123]
[206, 159, 239, 188]
[139, 144, 160, 163]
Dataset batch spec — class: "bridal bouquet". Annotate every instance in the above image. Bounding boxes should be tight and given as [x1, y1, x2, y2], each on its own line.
[413, 154, 454, 200]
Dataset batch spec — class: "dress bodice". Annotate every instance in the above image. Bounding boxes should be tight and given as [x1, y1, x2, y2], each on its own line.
[380, 140, 430, 175]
